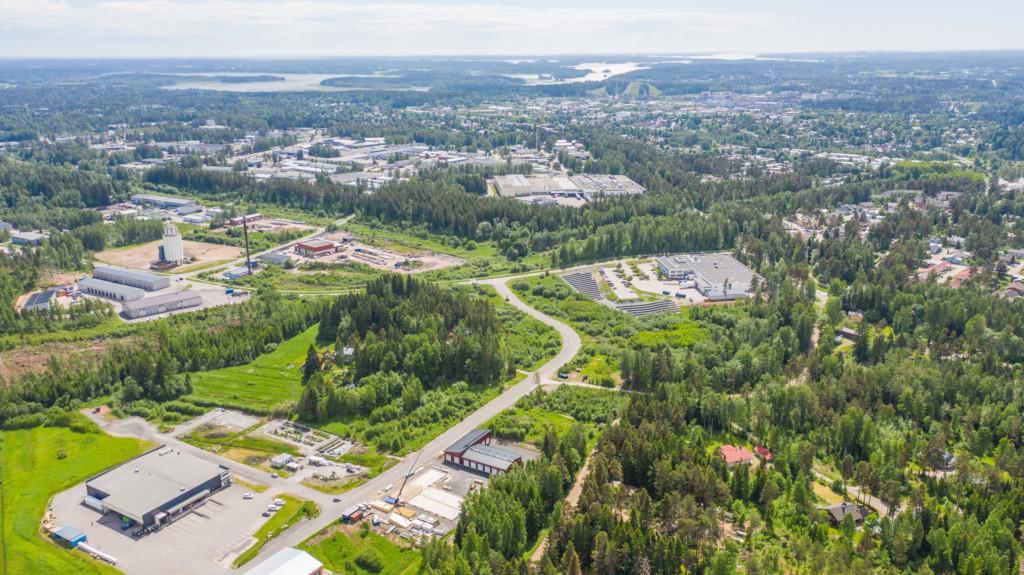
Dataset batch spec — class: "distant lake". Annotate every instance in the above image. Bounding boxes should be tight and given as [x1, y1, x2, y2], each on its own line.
[506, 62, 648, 85]
[161, 72, 423, 92]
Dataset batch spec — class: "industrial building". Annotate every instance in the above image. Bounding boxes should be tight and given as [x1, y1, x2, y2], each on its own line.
[122, 291, 201, 319]
[493, 174, 645, 199]
[443, 429, 522, 476]
[23, 289, 57, 312]
[493, 174, 580, 197]
[174, 204, 203, 215]
[93, 265, 170, 291]
[293, 239, 337, 258]
[12, 231, 44, 246]
[130, 193, 197, 210]
[270, 453, 294, 469]
[571, 174, 646, 196]
[260, 252, 291, 266]
[84, 445, 231, 529]
[160, 222, 186, 265]
[655, 252, 761, 301]
[79, 277, 145, 302]
[243, 547, 323, 575]
[223, 266, 252, 280]
[227, 213, 262, 226]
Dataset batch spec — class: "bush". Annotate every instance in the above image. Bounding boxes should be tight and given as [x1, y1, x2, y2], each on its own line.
[355, 548, 383, 573]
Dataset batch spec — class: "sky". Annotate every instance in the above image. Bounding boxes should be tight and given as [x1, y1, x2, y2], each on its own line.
[1, 0, 1022, 59]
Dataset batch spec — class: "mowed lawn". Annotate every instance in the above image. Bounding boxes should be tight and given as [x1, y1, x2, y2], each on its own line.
[0, 426, 150, 574]
[187, 324, 319, 413]
[302, 527, 420, 575]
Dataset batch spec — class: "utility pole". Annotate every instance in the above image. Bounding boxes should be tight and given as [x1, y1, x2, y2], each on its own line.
[241, 212, 253, 275]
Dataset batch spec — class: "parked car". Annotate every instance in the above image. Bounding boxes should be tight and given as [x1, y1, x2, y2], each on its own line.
[243, 492, 254, 500]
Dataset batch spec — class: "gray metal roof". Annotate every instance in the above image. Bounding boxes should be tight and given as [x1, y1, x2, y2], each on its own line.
[464, 444, 521, 471]
[93, 265, 166, 285]
[79, 277, 145, 299]
[131, 193, 196, 207]
[87, 446, 225, 521]
[121, 290, 201, 312]
[444, 429, 489, 455]
[656, 252, 760, 292]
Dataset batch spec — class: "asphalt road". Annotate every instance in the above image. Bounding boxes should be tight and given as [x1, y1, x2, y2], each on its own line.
[237, 273, 581, 570]
[79, 270, 582, 573]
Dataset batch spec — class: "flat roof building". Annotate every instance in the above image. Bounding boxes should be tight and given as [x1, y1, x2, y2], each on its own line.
[85, 445, 231, 529]
[93, 266, 170, 291]
[493, 174, 580, 198]
[270, 453, 294, 469]
[79, 277, 145, 302]
[260, 252, 291, 266]
[570, 174, 645, 196]
[243, 547, 323, 575]
[52, 526, 87, 549]
[443, 429, 522, 476]
[131, 193, 197, 209]
[294, 239, 337, 258]
[655, 252, 760, 301]
[223, 266, 252, 280]
[493, 174, 645, 199]
[122, 290, 201, 319]
[12, 231, 44, 246]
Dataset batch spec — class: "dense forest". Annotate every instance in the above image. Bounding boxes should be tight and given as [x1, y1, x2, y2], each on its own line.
[299, 275, 502, 422]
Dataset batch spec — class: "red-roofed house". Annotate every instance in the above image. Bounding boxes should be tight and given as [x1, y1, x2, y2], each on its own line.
[754, 445, 774, 462]
[717, 445, 754, 467]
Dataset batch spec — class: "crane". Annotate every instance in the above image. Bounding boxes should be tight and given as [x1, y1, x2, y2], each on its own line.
[392, 448, 424, 506]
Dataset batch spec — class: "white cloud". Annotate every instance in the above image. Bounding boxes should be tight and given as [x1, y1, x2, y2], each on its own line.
[0, 0, 777, 57]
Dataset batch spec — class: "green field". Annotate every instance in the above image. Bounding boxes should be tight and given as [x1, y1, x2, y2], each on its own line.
[228, 263, 381, 294]
[187, 324, 320, 413]
[629, 318, 704, 348]
[302, 526, 420, 575]
[0, 425, 150, 574]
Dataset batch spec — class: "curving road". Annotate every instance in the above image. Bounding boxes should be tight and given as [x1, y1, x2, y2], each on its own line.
[77, 272, 583, 573]
[232, 274, 581, 570]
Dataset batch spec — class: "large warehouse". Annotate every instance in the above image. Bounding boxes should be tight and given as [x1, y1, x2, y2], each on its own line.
[443, 429, 522, 476]
[93, 265, 170, 291]
[655, 252, 762, 301]
[130, 193, 197, 210]
[84, 446, 231, 529]
[122, 290, 201, 319]
[79, 277, 145, 302]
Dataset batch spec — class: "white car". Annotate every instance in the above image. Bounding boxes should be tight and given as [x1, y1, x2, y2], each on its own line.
[273, 498, 285, 506]
[243, 492, 254, 500]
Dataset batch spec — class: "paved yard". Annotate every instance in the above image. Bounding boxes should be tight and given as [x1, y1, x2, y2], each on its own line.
[51, 482, 286, 574]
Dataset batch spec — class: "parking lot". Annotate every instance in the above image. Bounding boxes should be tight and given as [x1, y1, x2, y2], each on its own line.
[598, 267, 638, 300]
[50, 482, 283, 574]
[629, 262, 706, 304]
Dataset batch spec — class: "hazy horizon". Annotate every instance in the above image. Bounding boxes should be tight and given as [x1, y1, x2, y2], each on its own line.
[2, 0, 1022, 59]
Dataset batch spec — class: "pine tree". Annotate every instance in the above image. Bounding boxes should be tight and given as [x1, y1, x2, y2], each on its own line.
[303, 344, 321, 381]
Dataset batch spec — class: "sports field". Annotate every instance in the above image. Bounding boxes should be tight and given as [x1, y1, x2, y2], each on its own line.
[187, 324, 320, 413]
[0, 424, 149, 574]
